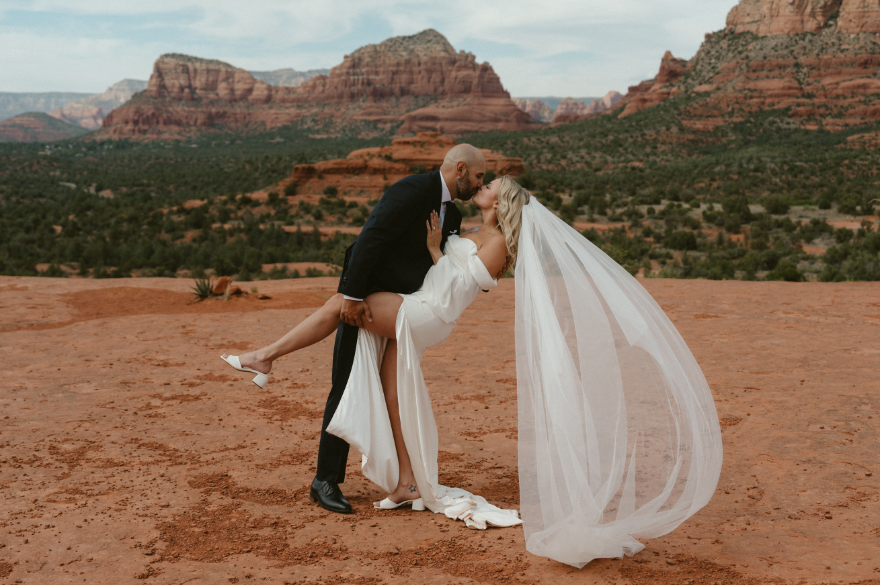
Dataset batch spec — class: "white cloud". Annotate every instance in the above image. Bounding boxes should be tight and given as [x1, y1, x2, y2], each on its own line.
[0, 0, 735, 95]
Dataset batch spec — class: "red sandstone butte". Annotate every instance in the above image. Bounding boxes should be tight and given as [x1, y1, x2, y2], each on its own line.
[285, 132, 525, 200]
[602, 0, 880, 130]
[100, 30, 536, 140]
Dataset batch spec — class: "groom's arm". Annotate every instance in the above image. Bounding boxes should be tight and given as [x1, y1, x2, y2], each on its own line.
[339, 180, 426, 299]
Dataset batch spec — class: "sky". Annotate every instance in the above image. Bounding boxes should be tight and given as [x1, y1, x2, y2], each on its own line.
[0, 0, 736, 98]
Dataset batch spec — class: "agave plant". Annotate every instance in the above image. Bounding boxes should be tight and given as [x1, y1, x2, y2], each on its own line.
[191, 277, 214, 302]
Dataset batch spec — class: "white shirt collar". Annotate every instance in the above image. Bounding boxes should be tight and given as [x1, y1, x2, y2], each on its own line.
[440, 173, 452, 204]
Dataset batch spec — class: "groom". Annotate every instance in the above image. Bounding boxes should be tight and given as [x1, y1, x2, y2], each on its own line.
[310, 144, 487, 513]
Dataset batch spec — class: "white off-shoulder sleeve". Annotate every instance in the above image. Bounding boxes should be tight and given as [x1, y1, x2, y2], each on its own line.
[417, 243, 496, 324]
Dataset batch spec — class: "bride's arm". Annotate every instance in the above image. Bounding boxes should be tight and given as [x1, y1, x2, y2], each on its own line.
[477, 235, 509, 279]
[426, 210, 444, 265]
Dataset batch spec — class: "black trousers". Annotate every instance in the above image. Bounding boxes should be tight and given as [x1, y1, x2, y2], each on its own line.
[315, 322, 360, 483]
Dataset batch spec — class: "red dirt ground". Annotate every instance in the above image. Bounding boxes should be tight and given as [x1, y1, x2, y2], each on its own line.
[0, 276, 878, 584]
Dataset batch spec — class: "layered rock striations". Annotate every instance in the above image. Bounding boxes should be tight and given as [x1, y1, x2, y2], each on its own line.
[551, 92, 623, 124]
[608, 0, 880, 129]
[50, 79, 148, 130]
[0, 112, 90, 142]
[727, 0, 880, 35]
[286, 132, 525, 200]
[101, 30, 535, 139]
[512, 98, 553, 122]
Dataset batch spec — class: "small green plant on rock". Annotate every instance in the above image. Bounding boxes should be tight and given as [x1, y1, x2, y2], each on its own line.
[191, 277, 214, 302]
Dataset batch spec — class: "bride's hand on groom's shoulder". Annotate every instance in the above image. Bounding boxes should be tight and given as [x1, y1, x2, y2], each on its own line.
[426, 211, 443, 264]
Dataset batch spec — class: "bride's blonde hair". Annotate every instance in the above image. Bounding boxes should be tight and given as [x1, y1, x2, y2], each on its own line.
[495, 175, 531, 271]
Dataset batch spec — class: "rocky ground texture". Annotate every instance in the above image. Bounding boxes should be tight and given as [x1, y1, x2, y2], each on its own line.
[0, 276, 878, 584]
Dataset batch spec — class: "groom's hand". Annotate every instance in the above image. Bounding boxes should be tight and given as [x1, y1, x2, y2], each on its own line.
[340, 299, 373, 328]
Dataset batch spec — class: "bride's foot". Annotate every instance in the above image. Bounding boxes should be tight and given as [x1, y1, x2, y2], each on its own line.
[222, 350, 271, 375]
[374, 482, 421, 507]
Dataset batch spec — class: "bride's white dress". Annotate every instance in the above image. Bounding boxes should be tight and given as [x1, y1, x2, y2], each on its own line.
[327, 200, 723, 568]
[326, 235, 523, 529]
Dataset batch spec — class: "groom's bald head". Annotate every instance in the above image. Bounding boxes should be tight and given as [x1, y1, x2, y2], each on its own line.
[440, 144, 486, 202]
[442, 144, 484, 170]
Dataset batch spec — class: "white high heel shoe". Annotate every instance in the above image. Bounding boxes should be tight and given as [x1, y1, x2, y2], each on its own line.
[220, 355, 270, 388]
[373, 497, 425, 511]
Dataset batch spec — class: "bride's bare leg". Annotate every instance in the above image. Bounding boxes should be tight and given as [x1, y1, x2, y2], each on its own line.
[227, 292, 402, 375]
[223, 293, 345, 374]
[374, 340, 421, 506]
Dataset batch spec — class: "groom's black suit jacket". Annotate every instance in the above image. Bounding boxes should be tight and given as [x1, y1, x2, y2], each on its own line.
[338, 170, 462, 298]
[316, 170, 462, 484]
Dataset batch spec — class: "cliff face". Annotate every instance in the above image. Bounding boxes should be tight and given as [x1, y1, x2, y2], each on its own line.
[49, 79, 148, 130]
[725, 0, 841, 35]
[551, 91, 623, 124]
[726, 0, 880, 35]
[287, 132, 525, 201]
[608, 0, 880, 130]
[101, 30, 535, 139]
[512, 98, 553, 122]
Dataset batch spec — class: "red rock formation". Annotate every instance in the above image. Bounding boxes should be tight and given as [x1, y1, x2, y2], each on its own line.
[726, 0, 842, 35]
[101, 30, 536, 140]
[551, 92, 625, 124]
[0, 112, 89, 142]
[601, 0, 880, 130]
[285, 132, 525, 202]
[50, 103, 104, 130]
[725, 0, 880, 35]
[617, 52, 687, 118]
[512, 99, 553, 122]
[839, 0, 880, 33]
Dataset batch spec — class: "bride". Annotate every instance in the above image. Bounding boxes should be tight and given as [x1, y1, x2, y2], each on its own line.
[222, 176, 723, 568]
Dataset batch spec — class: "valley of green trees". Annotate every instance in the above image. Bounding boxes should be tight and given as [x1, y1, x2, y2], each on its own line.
[1, 99, 878, 281]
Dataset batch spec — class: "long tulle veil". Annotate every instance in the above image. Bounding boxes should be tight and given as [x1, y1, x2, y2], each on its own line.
[515, 199, 723, 568]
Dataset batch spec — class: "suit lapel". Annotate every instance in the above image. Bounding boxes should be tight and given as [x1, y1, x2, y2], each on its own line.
[431, 170, 443, 216]
[442, 200, 461, 235]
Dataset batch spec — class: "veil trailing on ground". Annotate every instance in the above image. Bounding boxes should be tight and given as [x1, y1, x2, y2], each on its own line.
[514, 199, 723, 568]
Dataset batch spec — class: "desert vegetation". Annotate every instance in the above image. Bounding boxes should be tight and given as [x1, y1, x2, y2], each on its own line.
[472, 102, 880, 281]
[1, 104, 878, 281]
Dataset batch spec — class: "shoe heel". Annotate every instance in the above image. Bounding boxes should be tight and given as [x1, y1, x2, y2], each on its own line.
[411, 498, 425, 511]
[252, 372, 269, 388]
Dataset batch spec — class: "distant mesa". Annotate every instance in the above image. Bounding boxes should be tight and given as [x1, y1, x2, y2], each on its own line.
[512, 93, 622, 125]
[512, 99, 553, 122]
[551, 92, 623, 124]
[100, 29, 537, 140]
[284, 132, 525, 201]
[249, 68, 330, 87]
[0, 112, 90, 143]
[47, 79, 148, 131]
[608, 0, 880, 130]
[0, 91, 91, 122]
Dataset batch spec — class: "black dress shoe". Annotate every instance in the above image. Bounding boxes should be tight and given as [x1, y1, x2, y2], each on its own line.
[310, 478, 353, 514]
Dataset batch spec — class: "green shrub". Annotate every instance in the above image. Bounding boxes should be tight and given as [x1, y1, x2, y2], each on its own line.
[664, 230, 698, 250]
[764, 194, 790, 215]
[323, 186, 339, 197]
[284, 181, 298, 197]
[835, 227, 853, 243]
[722, 195, 753, 222]
[724, 214, 742, 234]
[766, 258, 804, 282]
